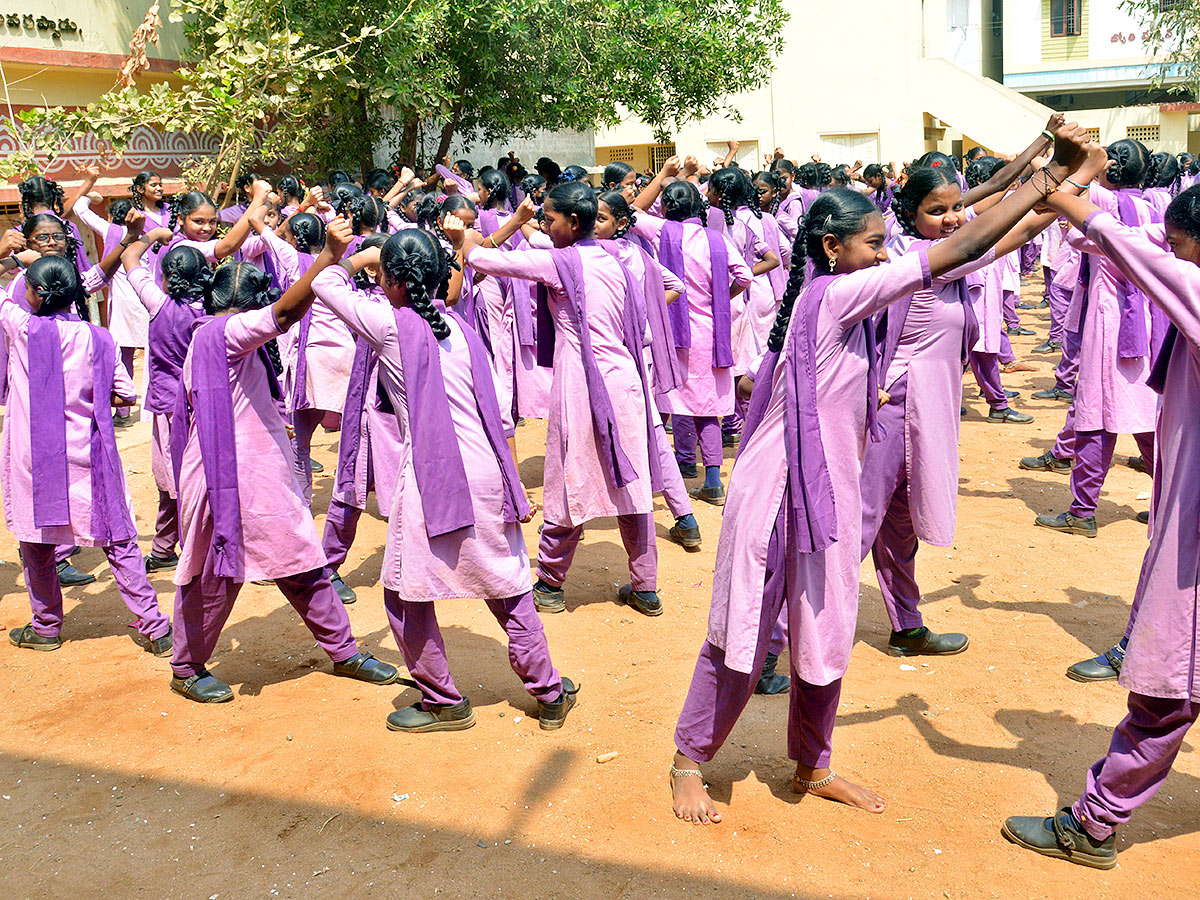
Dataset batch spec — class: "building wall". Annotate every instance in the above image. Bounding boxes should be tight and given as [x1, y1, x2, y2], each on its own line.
[596, 0, 1052, 167]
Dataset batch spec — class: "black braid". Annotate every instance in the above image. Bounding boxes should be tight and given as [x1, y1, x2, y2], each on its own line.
[766, 188, 877, 353]
[407, 277, 451, 340]
[766, 249, 806, 352]
[263, 337, 284, 374]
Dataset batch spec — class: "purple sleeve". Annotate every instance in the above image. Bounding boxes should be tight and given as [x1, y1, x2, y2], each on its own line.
[312, 267, 396, 353]
[217, 204, 245, 224]
[465, 246, 561, 289]
[72, 197, 110, 239]
[112, 349, 138, 403]
[128, 266, 169, 317]
[81, 264, 110, 294]
[224, 306, 283, 359]
[723, 235, 754, 289]
[824, 249, 930, 327]
[659, 261, 685, 295]
[261, 228, 301, 288]
[1085, 213, 1200, 349]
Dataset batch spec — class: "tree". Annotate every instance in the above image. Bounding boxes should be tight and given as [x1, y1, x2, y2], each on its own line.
[12, 0, 786, 186]
[285, 0, 788, 167]
[7, 0, 381, 196]
[1120, 0, 1200, 96]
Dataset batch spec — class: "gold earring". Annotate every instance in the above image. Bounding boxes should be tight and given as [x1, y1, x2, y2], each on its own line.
[828, 256, 836, 272]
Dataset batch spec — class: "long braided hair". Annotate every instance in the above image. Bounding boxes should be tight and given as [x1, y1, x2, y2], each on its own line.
[890, 166, 959, 239]
[287, 213, 325, 254]
[22, 213, 81, 264]
[26, 255, 89, 321]
[161, 245, 214, 304]
[753, 169, 785, 216]
[598, 191, 636, 239]
[205, 261, 283, 372]
[130, 170, 162, 211]
[766, 188, 877, 353]
[18, 175, 65, 218]
[708, 167, 760, 229]
[661, 180, 703, 223]
[380, 229, 451, 340]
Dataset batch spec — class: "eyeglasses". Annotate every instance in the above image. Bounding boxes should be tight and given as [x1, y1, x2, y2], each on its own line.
[30, 232, 67, 245]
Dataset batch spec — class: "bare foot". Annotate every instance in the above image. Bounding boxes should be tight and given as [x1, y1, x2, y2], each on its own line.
[670, 751, 722, 824]
[792, 766, 885, 814]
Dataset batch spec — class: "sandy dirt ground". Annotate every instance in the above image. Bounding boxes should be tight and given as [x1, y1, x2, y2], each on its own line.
[1, 276, 1197, 900]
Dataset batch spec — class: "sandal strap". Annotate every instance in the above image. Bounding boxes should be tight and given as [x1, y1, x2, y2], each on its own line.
[670, 766, 703, 779]
[1103, 646, 1125, 673]
[794, 771, 837, 791]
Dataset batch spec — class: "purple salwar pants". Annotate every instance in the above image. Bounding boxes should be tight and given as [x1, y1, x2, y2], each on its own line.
[169, 565, 358, 678]
[151, 490, 179, 559]
[21, 540, 170, 640]
[1046, 279, 1070, 344]
[673, 415, 722, 468]
[537, 514, 657, 592]
[1002, 290, 1020, 331]
[383, 589, 561, 708]
[54, 544, 74, 565]
[1072, 692, 1199, 841]
[1068, 430, 1155, 518]
[673, 508, 840, 767]
[1051, 404, 1078, 460]
[860, 376, 924, 631]
[970, 351, 1009, 412]
[1053, 326, 1083, 396]
[652, 422, 693, 519]
[290, 407, 326, 507]
[321, 496, 363, 574]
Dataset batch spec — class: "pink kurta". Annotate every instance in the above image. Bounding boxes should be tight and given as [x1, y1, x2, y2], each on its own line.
[127, 266, 204, 498]
[174, 307, 325, 586]
[882, 236, 997, 544]
[332, 285, 403, 514]
[707, 250, 931, 683]
[467, 242, 655, 526]
[1081, 213, 1200, 701]
[1065, 186, 1157, 434]
[313, 268, 531, 601]
[0, 300, 138, 546]
[630, 216, 753, 416]
[730, 207, 789, 377]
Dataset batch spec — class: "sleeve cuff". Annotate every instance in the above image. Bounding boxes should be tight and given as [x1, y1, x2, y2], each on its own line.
[917, 248, 933, 290]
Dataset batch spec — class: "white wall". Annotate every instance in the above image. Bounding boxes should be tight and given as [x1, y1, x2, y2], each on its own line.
[597, 0, 1050, 163]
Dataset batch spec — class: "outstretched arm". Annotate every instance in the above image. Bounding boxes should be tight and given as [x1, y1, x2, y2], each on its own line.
[273, 216, 353, 331]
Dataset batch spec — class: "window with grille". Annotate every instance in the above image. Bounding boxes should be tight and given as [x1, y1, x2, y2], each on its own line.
[1126, 125, 1160, 143]
[1050, 0, 1081, 36]
[1085, 127, 1101, 142]
[649, 143, 676, 172]
[1160, 0, 1179, 9]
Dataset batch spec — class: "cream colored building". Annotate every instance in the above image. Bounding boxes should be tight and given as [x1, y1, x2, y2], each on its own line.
[595, 0, 1197, 171]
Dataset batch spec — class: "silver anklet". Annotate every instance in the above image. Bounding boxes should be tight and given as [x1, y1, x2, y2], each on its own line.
[795, 770, 837, 791]
[670, 766, 703, 779]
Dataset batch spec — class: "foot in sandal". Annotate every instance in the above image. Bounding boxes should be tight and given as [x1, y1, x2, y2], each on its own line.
[670, 750, 722, 824]
[792, 765, 885, 813]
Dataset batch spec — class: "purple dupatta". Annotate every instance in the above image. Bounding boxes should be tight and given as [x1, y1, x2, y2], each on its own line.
[28, 315, 135, 543]
[391, 307, 528, 536]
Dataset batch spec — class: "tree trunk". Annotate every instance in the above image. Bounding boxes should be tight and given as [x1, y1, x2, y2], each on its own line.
[398, 117, 419, 167]
[217, 143, 245, 210]
[434, 102, 463, 169]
